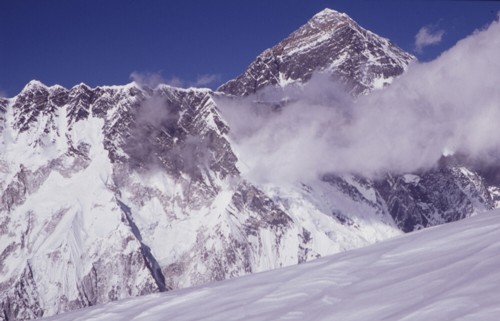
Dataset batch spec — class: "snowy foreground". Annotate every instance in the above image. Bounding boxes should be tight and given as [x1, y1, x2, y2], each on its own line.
[42, 211, 500, 321]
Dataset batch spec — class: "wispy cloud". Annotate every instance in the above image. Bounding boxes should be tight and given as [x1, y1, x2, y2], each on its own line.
[218, 16, 500, 183]
[130, 71, 165, 88]
[0, 84, 8, 98]
[414, 24, 445, 53]
[193, 74, 220, 87]
[130, 71, 220, 89]
[165, 76, 185, 88]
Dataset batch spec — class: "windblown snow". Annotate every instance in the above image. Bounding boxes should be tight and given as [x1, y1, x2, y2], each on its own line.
[42, 210, 500, 321]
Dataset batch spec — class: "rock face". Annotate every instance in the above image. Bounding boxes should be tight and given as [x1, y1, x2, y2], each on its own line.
[0, 8, 497, 321]
[218, 8, 414, 96]
[377, 164, 494, 232]
[0, 81, 401, 320]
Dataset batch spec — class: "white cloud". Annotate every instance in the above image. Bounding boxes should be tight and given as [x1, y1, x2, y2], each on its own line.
[130, 71, 166, 89]
[165, 76, 185, 88]
[130, 71, 220, 89]
[193, 74, 220, 87]
[415, 25, 445, 53]
[217, 16, 500, 184]
[0, 84, 8, 98]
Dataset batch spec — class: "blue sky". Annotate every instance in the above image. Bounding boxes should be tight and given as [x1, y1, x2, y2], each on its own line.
[1, 0, 499, 96]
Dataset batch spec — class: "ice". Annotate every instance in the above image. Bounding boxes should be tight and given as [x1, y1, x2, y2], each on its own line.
[42, 210, 500, 321]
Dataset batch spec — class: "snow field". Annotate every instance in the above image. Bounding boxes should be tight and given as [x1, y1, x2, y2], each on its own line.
[42, 209, 500, 321]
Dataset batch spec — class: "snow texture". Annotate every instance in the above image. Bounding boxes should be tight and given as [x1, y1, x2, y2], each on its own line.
[42, 210, 500, 321]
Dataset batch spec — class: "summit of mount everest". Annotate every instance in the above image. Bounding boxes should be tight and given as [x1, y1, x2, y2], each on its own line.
[218, 8, 414, 96]
[1, 8, 499, 321]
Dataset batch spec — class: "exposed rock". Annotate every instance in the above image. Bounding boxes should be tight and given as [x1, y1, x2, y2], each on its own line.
[218, 8, 414, 96]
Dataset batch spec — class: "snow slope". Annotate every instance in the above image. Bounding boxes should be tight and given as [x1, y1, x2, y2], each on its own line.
[42, 210, 500, 321]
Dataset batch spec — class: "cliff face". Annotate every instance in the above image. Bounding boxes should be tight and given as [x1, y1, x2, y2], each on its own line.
[0, 80, 400, 320]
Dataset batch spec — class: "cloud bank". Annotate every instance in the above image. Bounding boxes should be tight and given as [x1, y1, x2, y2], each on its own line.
[415, 24, 445, 53]
[217, 16, 500, 184]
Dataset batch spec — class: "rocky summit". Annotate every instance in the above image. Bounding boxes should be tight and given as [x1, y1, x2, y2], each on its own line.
[218, 8, 414, 96]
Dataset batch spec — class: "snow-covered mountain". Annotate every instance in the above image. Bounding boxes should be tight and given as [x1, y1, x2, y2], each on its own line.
[218, 8, 414, 96]
[1, 8, 498, 321]
[0, 80, 400, 320]
[41, 210, 500, 321]
[216, 8, 497, 234]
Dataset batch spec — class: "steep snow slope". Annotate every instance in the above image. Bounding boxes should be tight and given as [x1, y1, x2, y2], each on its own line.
[42, 210, 500, 321]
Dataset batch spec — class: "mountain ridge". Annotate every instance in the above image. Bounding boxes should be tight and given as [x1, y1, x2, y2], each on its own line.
[1, 79, 402, 320]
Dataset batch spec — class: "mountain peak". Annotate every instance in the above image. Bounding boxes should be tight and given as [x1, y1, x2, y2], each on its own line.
[307, 8, 354, 30]
[218, 8, 414, 96]
[22, 79, 47, 91]
[70, 82, 92, 91]
[311, 8, 348, 21]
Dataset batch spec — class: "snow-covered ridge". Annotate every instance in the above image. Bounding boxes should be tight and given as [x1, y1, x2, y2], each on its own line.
[218, 7, 414, 96]
[41, 210, 500, 321]
[0, 78, 404, 320]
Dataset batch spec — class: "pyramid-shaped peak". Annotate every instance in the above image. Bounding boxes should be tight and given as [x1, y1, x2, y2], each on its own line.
[315, 8, 344, 16]
[311, 8, 349, 22]
[218, 6, 413, 96]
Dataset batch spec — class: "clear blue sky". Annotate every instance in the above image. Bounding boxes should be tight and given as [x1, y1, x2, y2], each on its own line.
[1, 0, 499, 96]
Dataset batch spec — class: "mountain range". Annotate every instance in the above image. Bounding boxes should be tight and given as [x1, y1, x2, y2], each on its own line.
[1, 8, 498, 320]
